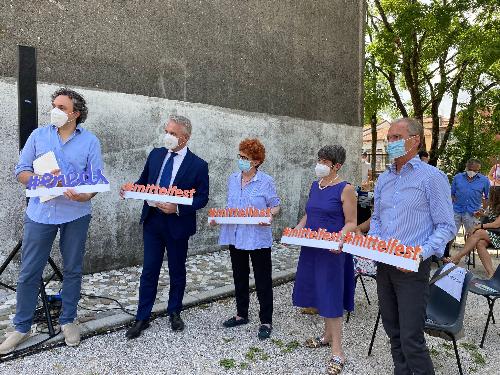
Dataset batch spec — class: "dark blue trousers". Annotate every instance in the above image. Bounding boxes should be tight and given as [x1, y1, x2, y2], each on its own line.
[136, 210, 189, 321]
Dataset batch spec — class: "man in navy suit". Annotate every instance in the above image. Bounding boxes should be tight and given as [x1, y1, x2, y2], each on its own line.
[121, 114, 209, 339]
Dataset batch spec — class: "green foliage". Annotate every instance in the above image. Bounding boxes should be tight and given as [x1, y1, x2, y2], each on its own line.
[440, 88, 500, 179]
[219, 358, 237, 370]
[365, 0, 500, 163]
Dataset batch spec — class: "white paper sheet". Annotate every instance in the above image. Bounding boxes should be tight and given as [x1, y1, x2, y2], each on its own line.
[434, 263, 466, 301]
[32, 151, 59, 202]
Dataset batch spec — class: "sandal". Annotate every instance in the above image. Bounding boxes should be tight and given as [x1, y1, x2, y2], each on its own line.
[304, 336, 329, 348]
[326, 355, 345, 375]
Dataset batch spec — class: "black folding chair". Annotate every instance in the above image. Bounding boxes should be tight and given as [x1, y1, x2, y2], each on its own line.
[368, 266, 473, 375]
[468, 265, 500, 348]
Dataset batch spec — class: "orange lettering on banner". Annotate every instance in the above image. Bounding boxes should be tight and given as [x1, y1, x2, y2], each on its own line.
[344, 232, 353, 244]
[413, 246, 422, 260]
[394, 244, 405, 256]
[281, 228, 423, 264]
[353, 234, 364, 247]
[377, 240, 387, 252]
[175, 188, 184, 197]
[135, 185, 146, 193]
[159, 187, 168, 195]
[208, 208, 217, 217]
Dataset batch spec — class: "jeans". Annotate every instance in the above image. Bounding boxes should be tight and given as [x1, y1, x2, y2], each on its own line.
[14, 214, 91, 333]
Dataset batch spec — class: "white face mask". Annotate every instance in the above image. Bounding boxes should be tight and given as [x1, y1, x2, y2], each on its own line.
[50, 107, 69, 128]
[315, 163, 331, 178]
[466, 170, 477, 178]
[164, 133, 179, 150]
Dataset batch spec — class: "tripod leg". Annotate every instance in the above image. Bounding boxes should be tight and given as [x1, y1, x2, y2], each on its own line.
[47, 257, 63, 281]
[39, 279, 55, 337]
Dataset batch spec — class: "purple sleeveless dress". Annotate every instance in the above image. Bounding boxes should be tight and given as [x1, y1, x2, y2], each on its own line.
[292, 181, 355, 318]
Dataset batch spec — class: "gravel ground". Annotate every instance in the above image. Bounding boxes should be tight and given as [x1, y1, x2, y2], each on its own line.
[0, 279, 498, 375]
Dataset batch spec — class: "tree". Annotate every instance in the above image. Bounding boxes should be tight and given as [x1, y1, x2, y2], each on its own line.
[364, 12, 393, 174]
[440, 87, 500, 179]
[365, 0, 500, 165]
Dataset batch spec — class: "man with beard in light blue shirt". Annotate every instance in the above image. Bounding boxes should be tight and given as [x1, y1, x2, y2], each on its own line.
[0, 88, 103, 354]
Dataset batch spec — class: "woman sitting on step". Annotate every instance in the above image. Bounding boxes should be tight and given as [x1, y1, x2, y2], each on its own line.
[444, 186, 500, 278]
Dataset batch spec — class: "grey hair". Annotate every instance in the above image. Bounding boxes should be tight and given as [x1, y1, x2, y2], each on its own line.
[466, 158, 481, 168]
[393, 117, 423, 147]
[169, 114, 192, 136]
[318, 145, 346, 165]
[393, 117, 423, 136]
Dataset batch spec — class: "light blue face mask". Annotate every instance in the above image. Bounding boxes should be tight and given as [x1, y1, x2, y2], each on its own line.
[238, 158, 252, 172]
[387, 136, 416, 161]
[387, 139, 406, 160]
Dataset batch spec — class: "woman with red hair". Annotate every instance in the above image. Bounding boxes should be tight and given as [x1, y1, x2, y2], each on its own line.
[212, 138, 280, 340]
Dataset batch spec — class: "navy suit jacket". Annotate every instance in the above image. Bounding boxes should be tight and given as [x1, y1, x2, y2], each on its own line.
[136, 147, 209, 239]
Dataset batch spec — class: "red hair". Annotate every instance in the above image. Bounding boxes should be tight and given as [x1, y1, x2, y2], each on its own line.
[239, 138, 266, 166]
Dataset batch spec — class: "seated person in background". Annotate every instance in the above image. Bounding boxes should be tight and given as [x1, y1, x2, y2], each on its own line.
[488, 161, 500, 186]
[444, 186, 500, 278]
[418, 150, 429, 163]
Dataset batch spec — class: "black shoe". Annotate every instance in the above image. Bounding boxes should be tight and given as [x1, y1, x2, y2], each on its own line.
[258, 324, 272, 340]
[169, 312, 185, 331]
[125, 320, 150, 340]
[223, 316, 249, 328]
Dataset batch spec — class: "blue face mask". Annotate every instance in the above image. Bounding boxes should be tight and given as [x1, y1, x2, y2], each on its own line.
[387, 135, 418, 161]
[387, 139, 406, 160]
[238, 159, 252, 172]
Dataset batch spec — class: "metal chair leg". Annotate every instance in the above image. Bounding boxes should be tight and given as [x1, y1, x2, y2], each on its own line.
[346, 311, 350, 323]
[359, 275, 371, 305]
[451, 336, 463, 375]
[480, 298, 496, 348]
[368, 310, 381, 356]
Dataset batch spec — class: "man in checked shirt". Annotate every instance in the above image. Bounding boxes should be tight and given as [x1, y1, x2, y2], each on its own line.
[368, 118, 455, 375]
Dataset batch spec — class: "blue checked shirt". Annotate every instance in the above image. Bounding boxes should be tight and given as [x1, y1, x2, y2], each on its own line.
[219, 171, 281, 250]
[15, 124, 104, 225]
[368, 156, 456, 260]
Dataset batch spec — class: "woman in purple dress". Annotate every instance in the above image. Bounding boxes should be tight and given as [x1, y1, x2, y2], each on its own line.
[292, 145, 357, 375]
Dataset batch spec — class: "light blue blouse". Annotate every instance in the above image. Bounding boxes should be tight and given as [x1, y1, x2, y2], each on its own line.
[218, 170, 280, 250]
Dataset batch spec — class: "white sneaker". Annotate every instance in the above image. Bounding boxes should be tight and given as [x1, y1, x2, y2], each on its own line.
[0, 331, 30, 355]
[61, 323, 80, 347]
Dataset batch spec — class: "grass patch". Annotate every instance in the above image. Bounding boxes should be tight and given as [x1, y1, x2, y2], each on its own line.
[219, 358, 237, 369]
[283, 340, 300, 353]
[460, 342, 486, 367]
[441, 342, 453, 351]
[429, 347, 440, 357]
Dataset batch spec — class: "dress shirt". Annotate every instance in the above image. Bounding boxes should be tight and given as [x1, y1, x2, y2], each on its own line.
[219, 171, 280, 250]
[368, 156, 455, 260]
[15, 124, 103, 225]
[451, 172, 490, 214]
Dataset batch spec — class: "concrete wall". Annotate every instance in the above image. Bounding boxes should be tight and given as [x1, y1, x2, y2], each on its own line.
[0, 0, 364, 127]
[0, 0, 365, 280]
[0, 79, 362, 281]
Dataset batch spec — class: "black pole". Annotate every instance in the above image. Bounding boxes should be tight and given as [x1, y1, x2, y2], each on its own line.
[17, 45, 38, 150]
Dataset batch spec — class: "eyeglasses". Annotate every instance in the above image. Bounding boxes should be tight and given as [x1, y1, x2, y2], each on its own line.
[237, 154, 251, 161]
